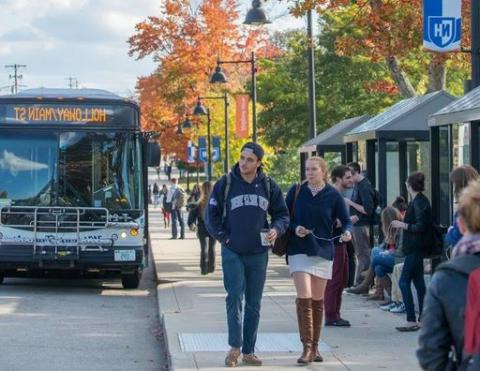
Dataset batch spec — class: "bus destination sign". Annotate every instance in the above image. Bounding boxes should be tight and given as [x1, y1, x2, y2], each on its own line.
[0, 103, 136, 126]
[14, 106, 107, 123]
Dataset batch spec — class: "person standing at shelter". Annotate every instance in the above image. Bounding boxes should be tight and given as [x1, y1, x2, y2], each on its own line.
[391, 172, 431, 332]
[324, 165, 355, 327]
[286, 157, 352, 364]
[345, 162, 375, 288]
[206, 142, 289, 367]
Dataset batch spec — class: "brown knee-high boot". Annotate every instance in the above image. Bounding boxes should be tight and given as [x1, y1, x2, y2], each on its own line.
[295, 298, 314, 364]
[311, 299, 324, 362]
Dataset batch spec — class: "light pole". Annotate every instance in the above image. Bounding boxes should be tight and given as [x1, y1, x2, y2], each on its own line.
[192, 99, 213, 181]
[244, 1, 317, 139]
[210, 52, 258, 143]
[195, 92, 230, 173]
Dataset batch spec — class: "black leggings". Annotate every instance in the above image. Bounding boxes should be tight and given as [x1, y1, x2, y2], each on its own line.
[198, 233, 216, 274]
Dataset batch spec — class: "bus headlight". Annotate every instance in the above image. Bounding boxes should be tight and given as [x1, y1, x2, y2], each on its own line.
[130, 228, 139, 237]
[120, 232, 128, 239]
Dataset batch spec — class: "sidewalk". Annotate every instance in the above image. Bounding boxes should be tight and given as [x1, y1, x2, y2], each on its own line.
[149, 208, 422, 371]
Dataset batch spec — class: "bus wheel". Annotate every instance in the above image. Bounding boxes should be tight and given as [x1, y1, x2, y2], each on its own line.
[121, 270, 141, 289]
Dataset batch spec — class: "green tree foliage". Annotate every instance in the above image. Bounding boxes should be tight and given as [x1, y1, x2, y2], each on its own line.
[257, 15, 399, 150]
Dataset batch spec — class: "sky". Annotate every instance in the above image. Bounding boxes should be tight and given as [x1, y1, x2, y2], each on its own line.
[0, 0, 307, 97]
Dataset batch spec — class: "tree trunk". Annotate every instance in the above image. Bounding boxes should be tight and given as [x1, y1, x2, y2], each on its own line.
[385, 56, 417, 98]
[426, 58, 447, 93]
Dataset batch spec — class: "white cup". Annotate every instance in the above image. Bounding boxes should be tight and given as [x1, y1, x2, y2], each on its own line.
[260, 228, 271, 246]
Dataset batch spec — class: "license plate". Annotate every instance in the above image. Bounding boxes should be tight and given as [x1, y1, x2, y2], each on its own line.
[114, 250, 136, 262]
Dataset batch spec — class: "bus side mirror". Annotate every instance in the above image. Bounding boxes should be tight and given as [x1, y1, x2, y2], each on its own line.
[146, 142, 161, 167]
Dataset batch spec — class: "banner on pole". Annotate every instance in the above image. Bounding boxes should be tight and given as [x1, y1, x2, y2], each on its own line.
[235, 94, 250, 138]
[423, 0, 461, 52]
[198, 137, 207, 162]
[212, 136, 221, 162]
[187, 140, 196, 163]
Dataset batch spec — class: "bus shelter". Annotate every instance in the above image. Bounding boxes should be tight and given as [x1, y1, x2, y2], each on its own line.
[343, 91, 455, 205]
[298, 115, 371, 179]
[428, 85, 480, 226]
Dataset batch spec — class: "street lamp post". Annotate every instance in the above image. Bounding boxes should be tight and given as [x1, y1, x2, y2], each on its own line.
[244, 1, 317, 139]
[196, 92, 230, 173]
[210, 52, 258, 143]
[192, 99, 213, 181]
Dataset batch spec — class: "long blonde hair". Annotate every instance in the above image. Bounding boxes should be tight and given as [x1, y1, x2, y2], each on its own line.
[381, 206, 402, 244]
[198, 181, 212, 215]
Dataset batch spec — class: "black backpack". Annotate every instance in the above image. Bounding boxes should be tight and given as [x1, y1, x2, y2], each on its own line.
[425, 223, 446, 257]
[371, 187, 385, 225]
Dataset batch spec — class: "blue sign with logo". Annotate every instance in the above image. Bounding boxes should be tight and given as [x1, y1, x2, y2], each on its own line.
[187, 140, 196, 163]
[423, 0, 461, 52]
[198, 136, 221, 163]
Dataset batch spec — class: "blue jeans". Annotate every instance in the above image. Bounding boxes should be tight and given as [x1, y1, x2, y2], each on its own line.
[371, 249, 395, 278]
[171, 208, 184, 238]
[399, 252, 425, 322]
[221, 246, 268, 354]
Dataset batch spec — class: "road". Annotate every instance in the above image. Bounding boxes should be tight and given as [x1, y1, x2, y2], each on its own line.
[0, 257, 167, 370]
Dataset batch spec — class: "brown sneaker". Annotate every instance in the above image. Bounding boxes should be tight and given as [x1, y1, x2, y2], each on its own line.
[224, 347, 241, 367]
[242, 353, 262, 366]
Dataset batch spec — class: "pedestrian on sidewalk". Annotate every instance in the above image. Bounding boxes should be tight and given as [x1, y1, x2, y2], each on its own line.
[345, 162, 375, 287]
[391, 172, 431, 332]
[152, 183, 159, 208]
[286, 157, 352, 364]
[323, 165, 355, 328]
[417, 179, 480, 370]
[205, 142, 289, 367]
[188, 181, 216, 275]
[167, 178, 185, 239]
[160, 184, 170, 229]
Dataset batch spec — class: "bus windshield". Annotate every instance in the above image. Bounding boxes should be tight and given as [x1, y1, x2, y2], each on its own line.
[0, 131, 143, 210]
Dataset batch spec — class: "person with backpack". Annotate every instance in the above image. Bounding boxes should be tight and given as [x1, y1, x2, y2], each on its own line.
[205, 142, 289, 367]
[188, 181, 216, 275]
[344, 162, 376, 288]
[390, 172, 431, 332]
[167, 178, 185, 239]
[286, 157, 352, 364]
[417, 179, 480, 370]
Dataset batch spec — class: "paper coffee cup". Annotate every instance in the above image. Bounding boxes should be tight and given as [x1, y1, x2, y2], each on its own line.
[260, 229, 270, 246]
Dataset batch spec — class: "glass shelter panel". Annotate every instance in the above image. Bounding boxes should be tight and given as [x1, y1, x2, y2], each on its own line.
[386, 142, 400, 205]
[407, 141, 431, 201]
[438, 127, 451, 226]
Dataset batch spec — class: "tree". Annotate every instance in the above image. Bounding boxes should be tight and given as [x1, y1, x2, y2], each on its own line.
[281, 0, 470, 97]
[129, 0, 278, 169]
[256, 24, 398, 150]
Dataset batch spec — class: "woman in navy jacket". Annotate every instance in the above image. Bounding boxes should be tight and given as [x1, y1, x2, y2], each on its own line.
[286, 156, 352, 364]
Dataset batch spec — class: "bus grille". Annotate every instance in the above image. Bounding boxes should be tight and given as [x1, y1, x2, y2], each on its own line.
[0, 206, 109, 233]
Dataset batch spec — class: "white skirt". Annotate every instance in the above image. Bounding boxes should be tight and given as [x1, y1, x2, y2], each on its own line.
[288, 254, 333, 280]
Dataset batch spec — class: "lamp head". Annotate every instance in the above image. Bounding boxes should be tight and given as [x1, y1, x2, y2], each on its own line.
[244, 0, 270, 25]
[193, 99, 208, 116]
[210, 64, 228, 84]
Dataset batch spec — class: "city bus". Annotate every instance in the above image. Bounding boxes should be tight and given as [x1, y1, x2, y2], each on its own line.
[0, 88, 160, 288]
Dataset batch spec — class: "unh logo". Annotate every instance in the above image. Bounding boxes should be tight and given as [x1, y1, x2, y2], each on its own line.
[428, 17, 456, 48]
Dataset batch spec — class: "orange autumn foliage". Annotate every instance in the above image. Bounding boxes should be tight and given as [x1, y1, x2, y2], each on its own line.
[129, 0, 278, 160]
